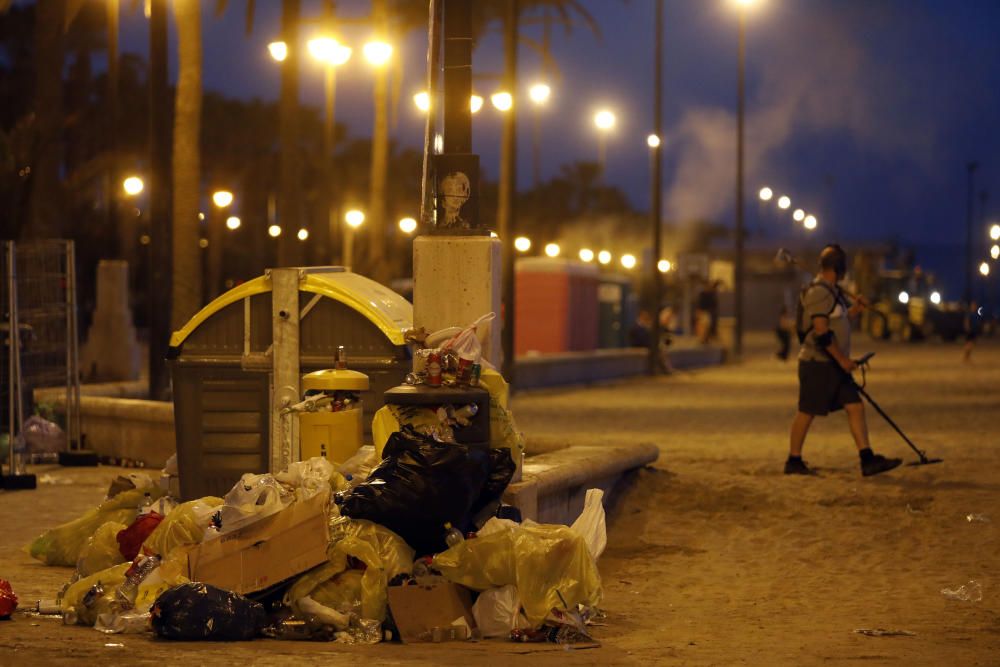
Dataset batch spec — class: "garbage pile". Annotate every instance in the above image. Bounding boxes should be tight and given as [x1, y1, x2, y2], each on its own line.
[16, 314, 606, 646]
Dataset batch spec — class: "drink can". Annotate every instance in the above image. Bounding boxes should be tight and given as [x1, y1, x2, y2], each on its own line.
[427, 352, 442, 387]
[470, 363, 482, 386]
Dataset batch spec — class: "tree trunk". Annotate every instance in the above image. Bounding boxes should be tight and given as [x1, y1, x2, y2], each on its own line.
[25, 0, 66, 240]
[277, 0, 303, 267]
[366, 0, 390, 282]
[170, 0, 202, 330]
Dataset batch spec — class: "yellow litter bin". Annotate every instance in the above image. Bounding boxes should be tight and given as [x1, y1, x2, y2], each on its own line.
[297, 368, 370, 465]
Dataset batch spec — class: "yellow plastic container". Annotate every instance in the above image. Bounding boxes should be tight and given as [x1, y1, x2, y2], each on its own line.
[298, 369, 369, 465]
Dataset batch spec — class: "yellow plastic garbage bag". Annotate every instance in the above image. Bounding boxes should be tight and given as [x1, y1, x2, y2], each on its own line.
[26, 487, 165, 566]
[61, 562, 130, 626]
[433, 519, 602, 626]
[75, 520, 128, 577]
[286, 517, 413, 623]
[142, 496, 222, 557]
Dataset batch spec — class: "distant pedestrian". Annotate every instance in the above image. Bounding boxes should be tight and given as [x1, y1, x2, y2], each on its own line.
[962, 301, 981, 363]
[695, 280, 720, 344]
[785, 243, 901, 477]
[775, 305, 793, 361]
[628, 310, 653, 348]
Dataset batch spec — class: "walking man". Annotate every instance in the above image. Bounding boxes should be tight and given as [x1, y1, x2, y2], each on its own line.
[785, 244, 902, 477]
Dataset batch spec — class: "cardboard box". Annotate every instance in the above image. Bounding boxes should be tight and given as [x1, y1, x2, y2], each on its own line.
[387, 579, 477, 643]
[187, 490, 330, 595]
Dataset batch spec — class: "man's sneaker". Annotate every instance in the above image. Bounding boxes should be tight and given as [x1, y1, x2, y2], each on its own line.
[784, 458, 817, 475]
[861, 454, 902, 477]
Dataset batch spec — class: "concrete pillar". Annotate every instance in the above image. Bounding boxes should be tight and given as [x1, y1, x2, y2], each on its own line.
[413, 236, 502, 367]
[81, 259, 141, 382]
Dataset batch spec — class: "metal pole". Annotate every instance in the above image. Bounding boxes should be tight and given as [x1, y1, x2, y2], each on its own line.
[734, 11, 746, 358]
[499, 0, 518, 382]
[649, 0, 663, 375]
[442, 0, 472, 155]
[965, 161, 978, 304]
[324, 63, 337, 263]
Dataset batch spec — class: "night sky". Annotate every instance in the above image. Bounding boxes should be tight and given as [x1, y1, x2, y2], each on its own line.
[116, 0, 1000, 296]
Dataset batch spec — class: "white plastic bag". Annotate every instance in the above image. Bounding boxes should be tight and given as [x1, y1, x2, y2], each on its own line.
[472, 585, 527, 638]
[275, 456, 336, 500]
[217, 473, 291, 534]
[570, 488, 607, 561]
[440, 312, 496, 363]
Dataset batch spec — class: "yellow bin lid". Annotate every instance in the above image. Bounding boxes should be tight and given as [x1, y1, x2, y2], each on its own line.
[302, 368, 370, 392]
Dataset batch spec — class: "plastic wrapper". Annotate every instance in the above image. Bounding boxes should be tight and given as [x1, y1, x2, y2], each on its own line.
[76, 520, 128, 577]
[116, 512, 164, 561]
[274, 456, 344, 500]
[94, 610, 151, 634]
[286, 516, 413, 624]
[432, 518, 603, 626]
[142, 497, 222, 556]
[150, 582, 266, 641]
[217, 473, 292, 534]
[26, 487, 165, 566]
[479, 370, 526, 456]
[0, 579, 17, 619]
[61, 563, 130, 626]
[570, 488, 607, 560]
[15, 415, 65, 454]
[338, 428, 492, 555]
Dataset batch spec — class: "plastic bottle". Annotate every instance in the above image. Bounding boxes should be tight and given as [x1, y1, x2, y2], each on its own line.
[444, 522, 465, 548]
[137, 491, 153, 516]
[116, 554, 160, 607]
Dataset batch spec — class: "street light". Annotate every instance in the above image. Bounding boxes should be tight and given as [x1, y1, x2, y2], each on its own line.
[658, 259, 672, 273]
[268, 225, 282, 237]
[212, 190, 233, 208]
[621, 254, 637, 270]
[898, 290, 909, 304]
[593, 110, 616, 168]
[491, 91, 513, 112]
[399, 217, 417, 234]
[413, 91, 431, 112]
[803, 215, 817, 230]
[647, 134, 661, 148]
[992, 244, 1000, 260]
[514, 236, 532, 252]
[979, 262, 990, 277]
[930, 291, 942, 305]
[777, 195, 790, 209]
[544, 243, 560, 258]
[579, 248, 595, 262]
[345, 209, 365, 228]
[307, 37, 351, 66]
[759, 186, 772, 201]
[297, 228, 309, 241]
[528, 82, 550, 105]
[991, 224, 1000, 241]
[267, 40, 288, 62]
[470, 94, 484, 114]
[598, 250, 612, 265]
[122, 175, 144, 196]
[792, 208, 805, 222]
[362, 40, 392, 67]
[225, 216, 241, 230]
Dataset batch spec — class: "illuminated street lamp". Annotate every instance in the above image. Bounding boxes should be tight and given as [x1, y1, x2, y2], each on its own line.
[267, 40, 288, 62]
[658, 259, 672, 273]
[470, 95, 484, 114]
[992, 244, 1000, 260]
[593, 109, 616, 168]
[212, 190, 234, 208]
[362, 40, 392, 67]
[647, 134, 661, 149]
[225, 216, 241, 230]
[307, 37, 351, 66]
[514, 236, 532, 252]
[122, 175, 144, 196]
[759, 186, 773, 201]
[991, 224, 1000, 241]
[777, 195, 790, 210]
[398, 217, 418, 234]
[268, 225, 282, 237]
[544, 243, 560, 258]
[620, 254, 637, 270]
[803, 215, 817, 230]
[528, 83, 550, 105]
[898, 290, 910, 304]
[792, 208, 805, 222]
[579, 248, 595, 262]
[979, 262, 990, 277]
[930, 291, 942, 305]
[297, 228, 309, 241]
[597, 250, 612, 265]
[491, 91, 513, 112]
[414, 91, 431, 112]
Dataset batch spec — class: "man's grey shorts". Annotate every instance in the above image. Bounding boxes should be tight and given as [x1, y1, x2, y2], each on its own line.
[798, 360, 861, 416]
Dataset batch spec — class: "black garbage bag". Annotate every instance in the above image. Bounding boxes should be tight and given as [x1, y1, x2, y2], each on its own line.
[468, 447, 517, 528]
[150, 582, 267, 641]
[338, 427, 491, 555]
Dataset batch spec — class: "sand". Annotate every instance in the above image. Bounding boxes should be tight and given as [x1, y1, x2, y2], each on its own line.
[1, 334, 998, 665]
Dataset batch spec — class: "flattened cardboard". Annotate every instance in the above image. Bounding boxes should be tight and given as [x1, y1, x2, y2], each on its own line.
[387, 580, 477, 643]
[188, 490, 330, 595]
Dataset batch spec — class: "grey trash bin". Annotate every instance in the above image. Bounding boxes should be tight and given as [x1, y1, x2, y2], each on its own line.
[168, 267, 412, 499]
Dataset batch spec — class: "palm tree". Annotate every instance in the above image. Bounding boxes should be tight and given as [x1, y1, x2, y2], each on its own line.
[170, 0, 202, 329]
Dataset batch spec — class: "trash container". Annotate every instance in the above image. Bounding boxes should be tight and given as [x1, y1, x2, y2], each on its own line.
[297, 366, 369, 465]
[169, 267, 412, 499]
